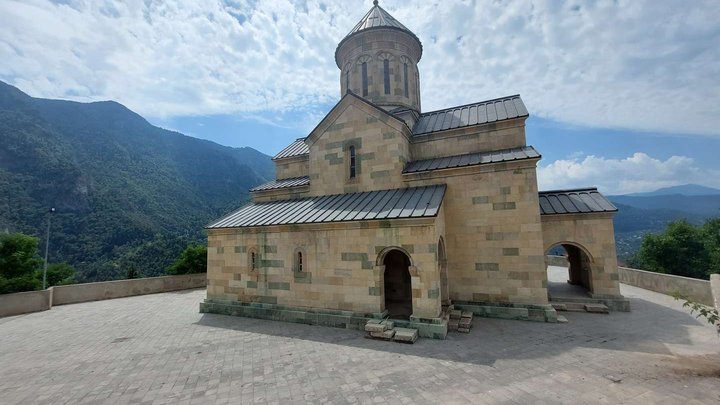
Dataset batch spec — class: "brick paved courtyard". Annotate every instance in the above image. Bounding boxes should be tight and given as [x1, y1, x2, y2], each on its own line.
[1, 269, 718, 404]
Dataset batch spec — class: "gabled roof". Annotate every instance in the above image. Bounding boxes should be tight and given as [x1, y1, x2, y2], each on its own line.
[207, 184, 446, 229]
[273, 139, 308, 160]
[412, 95, 529, 136]
[250, 176, 310, 192]
[305, 90, 410, 147]
[538, 188, 617, 215]
[403, 146, 540, 174]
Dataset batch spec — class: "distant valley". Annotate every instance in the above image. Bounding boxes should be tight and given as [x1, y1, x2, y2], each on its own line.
[608, 184, 720, 260]
[0, 81, 274, 281]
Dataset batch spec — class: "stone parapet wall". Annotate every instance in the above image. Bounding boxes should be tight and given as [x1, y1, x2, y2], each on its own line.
[619, 267, 713, 306]
[712, 274, 720, 309]
[0, 274, 207, 318]
[0, 288, 53, 317]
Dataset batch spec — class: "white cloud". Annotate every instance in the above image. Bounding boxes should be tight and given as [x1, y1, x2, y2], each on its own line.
[537, 153, 720, 194]
[1, 0, 719, 136]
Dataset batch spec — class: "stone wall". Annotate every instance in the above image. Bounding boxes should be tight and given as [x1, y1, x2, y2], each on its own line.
[0, 288, 53, 317]
[53, 273, 207, 305]
[541, 213, 622, 298]
[307, 97, 412, 196]
[619, 267, 713, 306]
[404, 159, 548, 306]
[274, 156, 309, 180]
[410, 118, 527, 160]
[0, 274, 206, 317]
[206, 214, 444, 319]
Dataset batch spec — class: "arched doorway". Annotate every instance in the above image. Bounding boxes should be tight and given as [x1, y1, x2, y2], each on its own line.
[546, 242, 594, 300]
[383, 249, 413, 319]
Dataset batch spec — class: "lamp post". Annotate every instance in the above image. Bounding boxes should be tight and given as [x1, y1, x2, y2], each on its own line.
[42, 207, 55, 290]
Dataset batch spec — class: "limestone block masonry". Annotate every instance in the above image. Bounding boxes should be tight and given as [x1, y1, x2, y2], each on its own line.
[202, 1, 625, 338]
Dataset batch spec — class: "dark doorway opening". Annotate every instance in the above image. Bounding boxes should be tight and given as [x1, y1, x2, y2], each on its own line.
[547, 243, 593, 300]
[383, 249, 412, 319]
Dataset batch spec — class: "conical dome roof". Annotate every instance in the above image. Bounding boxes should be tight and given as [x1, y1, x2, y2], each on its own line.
[335, 1, 422, 66]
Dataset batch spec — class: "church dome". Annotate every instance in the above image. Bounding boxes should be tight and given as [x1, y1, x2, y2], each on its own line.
[335, 1, 423, 113]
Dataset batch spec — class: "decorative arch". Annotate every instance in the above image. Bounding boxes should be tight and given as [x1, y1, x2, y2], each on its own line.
[544, 241, 595, 296]
[545, 241, 594, 263]
[375, 246, 415, 267]
[356, 54, 372, 64]
[376, 51, 394, 61]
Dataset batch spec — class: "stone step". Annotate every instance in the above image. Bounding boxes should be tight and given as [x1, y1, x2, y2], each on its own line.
[364, 319, 394, 333]
[449, 309, 462, 320]
[393, 327, 418, 343]
[368, 329, 396, 340]
[551, 302, 610, 314]
[584, 304, 609, 314]
[448, 318, 459, 331]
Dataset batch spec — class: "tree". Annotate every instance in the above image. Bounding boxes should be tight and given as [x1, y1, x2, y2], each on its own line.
[126, 265, 141, 279]
[43, 263, 76, 287]
[0, 233, 42, 294]
[629, 219, 719, 280]
[167, 244, 207, 275]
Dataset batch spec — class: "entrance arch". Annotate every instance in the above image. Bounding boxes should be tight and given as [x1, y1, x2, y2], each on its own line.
[546, 242, 594, 299]
[382, 249, 413, 319]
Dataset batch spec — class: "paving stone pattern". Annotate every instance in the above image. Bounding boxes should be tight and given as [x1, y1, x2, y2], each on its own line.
[0, 285, 719, 404]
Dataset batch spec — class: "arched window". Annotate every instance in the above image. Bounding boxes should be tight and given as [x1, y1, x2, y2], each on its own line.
[248, 248, 258, 272]
[403, 63, 409, 98]
[297, 251, 303, 272]
[345, 70, 350, 93]
[361, 62, 368, 96]
[383, 59, 390, 94]
[349, 145, 357, 178]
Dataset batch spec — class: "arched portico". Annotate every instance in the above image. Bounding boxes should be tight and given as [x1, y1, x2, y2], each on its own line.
[545, 242, 594, 299]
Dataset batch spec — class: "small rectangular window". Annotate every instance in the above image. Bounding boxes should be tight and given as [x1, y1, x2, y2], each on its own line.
[345, 71, 350, 93]
[383, 59, 390, 95]
[361, 62, 368, 96]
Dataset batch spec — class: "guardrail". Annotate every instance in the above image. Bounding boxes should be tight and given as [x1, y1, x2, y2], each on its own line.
[0, 273, 206, 318]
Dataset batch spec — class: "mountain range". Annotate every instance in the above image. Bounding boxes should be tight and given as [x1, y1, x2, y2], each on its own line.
[608, 185, 720, 259]
[0, 81, 273, 281]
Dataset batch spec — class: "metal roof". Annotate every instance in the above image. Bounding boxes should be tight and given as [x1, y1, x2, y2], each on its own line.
[403, 146, 540, 174]
[272, 139, 309, 160]
[412, 95, 528, 136]
[335, 2, 422, 66]
[250, 176, 310, 192]
[344, 2, 414, 38]
[538, 188, 617, 215]
[207, 184, 446, 229]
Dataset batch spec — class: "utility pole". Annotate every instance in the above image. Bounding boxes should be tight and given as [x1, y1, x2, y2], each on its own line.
[42, 207, 55, 290]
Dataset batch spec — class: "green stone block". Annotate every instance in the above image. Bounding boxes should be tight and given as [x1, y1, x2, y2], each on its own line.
[260, 259, 285, 268]
[263, 245, 277, 253]
[361, 260, 374, 270]
[341, 252, 369, 262]
[268, 282, 291, 290]
[475, 263, 499, 271]
[472, 196, 489, 204]
[500, 186, 511, 195]
[503, 248, 519, 256]
[246, 281, 257, 289]
[428, 288, 439, 299]
[401, 244, 414, 253]
[234, 246, 247, 253]
[368, 287, 381, 296]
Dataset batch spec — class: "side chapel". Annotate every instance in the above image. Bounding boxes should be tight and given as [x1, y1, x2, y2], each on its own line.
[201, 1, 628, 338]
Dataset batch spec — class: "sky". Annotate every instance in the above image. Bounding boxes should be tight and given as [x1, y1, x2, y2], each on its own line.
[1, 0, 719, 194]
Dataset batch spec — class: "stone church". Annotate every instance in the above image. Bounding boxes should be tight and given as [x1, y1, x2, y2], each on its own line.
[201, 1, 628, 338]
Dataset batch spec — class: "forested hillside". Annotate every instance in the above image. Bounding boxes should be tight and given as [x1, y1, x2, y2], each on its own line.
[0, 81, 273, 281]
